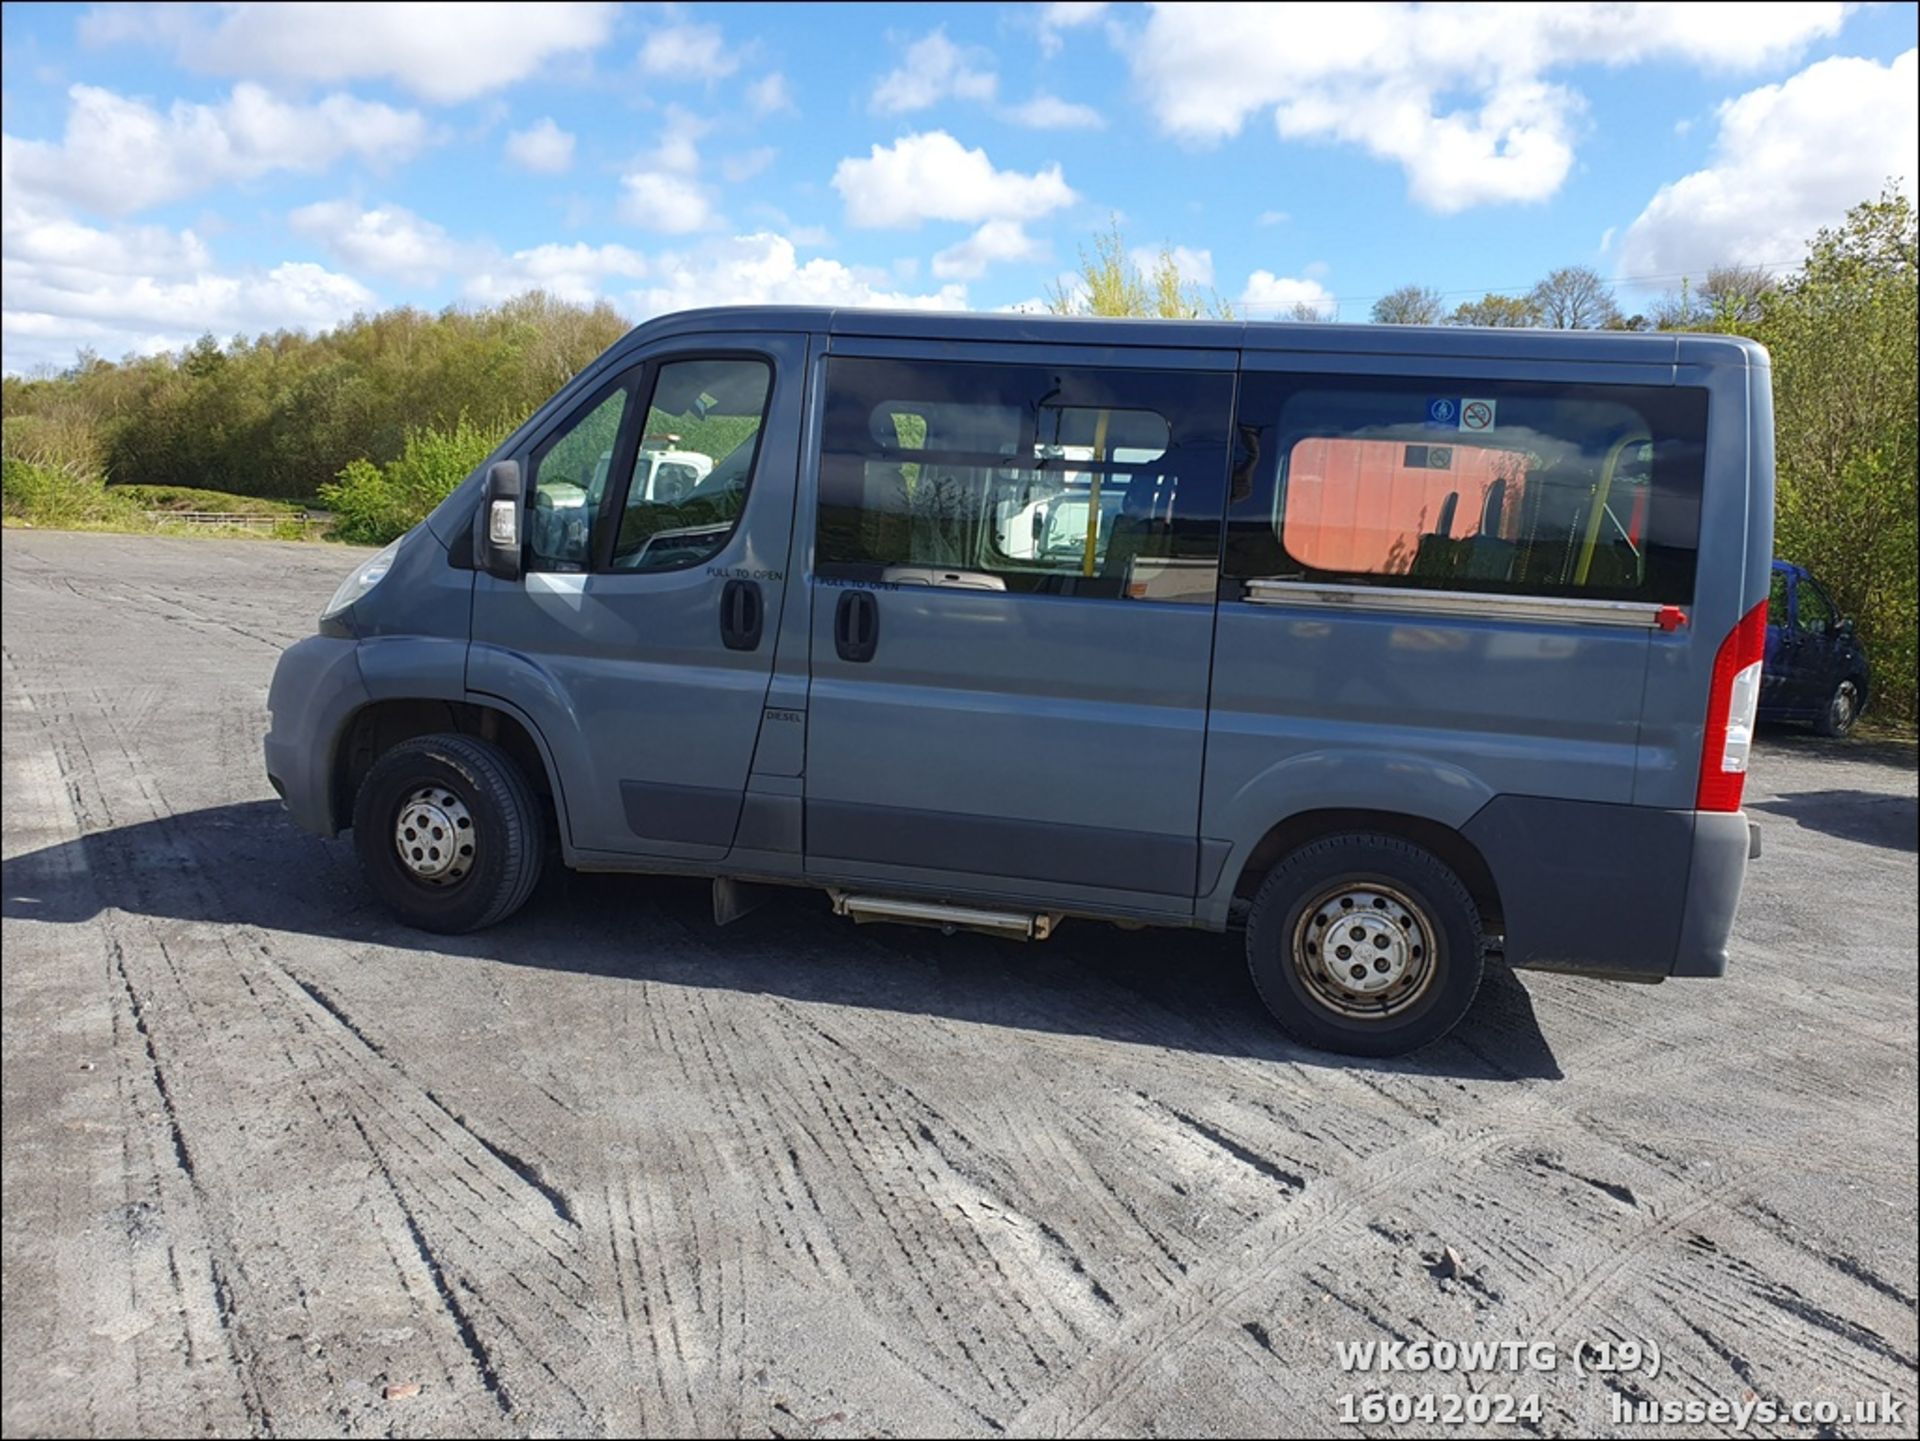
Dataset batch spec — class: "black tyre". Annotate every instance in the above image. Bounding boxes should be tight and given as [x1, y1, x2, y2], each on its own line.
[1814, 676, 1863, 738]
[351, 733, 544, 934]
[1245, 834, 1485, 1057]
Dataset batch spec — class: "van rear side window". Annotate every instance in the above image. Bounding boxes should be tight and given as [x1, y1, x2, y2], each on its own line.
[1224, 378, 1708, 604]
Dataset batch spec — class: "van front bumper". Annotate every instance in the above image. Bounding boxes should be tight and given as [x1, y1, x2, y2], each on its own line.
[263, 635, 368, 836]
[1461, 797, 1752, 981]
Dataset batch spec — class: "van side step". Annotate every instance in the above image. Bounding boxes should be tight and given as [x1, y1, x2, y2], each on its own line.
[830, 892, 1059, 941]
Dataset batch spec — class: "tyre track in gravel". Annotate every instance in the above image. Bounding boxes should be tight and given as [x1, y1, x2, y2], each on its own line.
[5, 621, 625, 1434]
[5, 532, 1916, 1439]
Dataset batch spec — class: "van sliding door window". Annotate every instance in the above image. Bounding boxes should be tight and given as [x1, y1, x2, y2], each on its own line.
[1224, 377, 1708, 604]
[610, 357, 773, 572]
[816, 357, 1231, 602]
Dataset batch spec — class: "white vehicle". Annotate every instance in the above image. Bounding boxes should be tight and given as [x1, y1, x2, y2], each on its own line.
[633, 443, 714, 502]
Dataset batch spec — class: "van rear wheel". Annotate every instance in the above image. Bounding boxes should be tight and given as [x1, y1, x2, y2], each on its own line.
[1245, 835, 1484, 1057]
[352, 733, 544, 934]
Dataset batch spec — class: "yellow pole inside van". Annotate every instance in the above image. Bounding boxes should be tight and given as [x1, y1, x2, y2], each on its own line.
[1083, 408, 1111, 577]
[1573, 432, 1649, 586]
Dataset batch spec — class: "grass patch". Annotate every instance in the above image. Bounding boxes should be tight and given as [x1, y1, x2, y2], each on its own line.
[4, 460, 331, 541]
[110, 484, 316, 517]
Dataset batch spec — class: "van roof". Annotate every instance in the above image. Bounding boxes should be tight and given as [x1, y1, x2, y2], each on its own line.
[624, 305, 1768, 369]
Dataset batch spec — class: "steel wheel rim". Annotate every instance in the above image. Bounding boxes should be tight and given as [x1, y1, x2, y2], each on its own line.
[394, 785, 476, 886]
[1290, 880, 1438, 1019]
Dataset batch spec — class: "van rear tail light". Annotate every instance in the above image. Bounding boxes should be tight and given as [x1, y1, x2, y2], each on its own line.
[1696, 599, 1769, 813]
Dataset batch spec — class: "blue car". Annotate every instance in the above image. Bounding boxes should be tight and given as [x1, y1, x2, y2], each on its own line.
[1761, 560, 1871, 736]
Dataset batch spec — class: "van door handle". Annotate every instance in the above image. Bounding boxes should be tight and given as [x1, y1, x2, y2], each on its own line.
[720, 579, 762, 651]
[834, 590, 878, 663]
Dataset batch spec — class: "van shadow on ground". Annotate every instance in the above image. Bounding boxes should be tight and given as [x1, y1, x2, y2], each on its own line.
[3, 799, 1563, 1082]
[1747, 790, 1918, 852]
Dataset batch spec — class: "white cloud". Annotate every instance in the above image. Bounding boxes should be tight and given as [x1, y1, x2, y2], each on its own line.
[3, 83, 428, 218]
[626, 233, 968, 318]
[639, 20, 740, 81]
[621, 171, 720, 234]
[872, 29, 998, 115]
[287, 200, 454, 285]
[1119, 1, 1849, 212]
[1239, 270, 1337, 318]
[505, 117, 576, 175]
[721, 147, 778, 184]
[1129, 243, 1214, 287]
[1621, 48, 1917, 279]
[747, 73, 795, 117]
[619, 108, 722, 234]
[833, 131, 1076, 228]
[1037, 2, 1112, 58]
[1003, 94, 1104, 130]
[1256, 209, 1290, 226]
[1, 204, 374, 373]
[464, 242, 650, 306]
[82, 1, 618, 105]
[932, 220, 1046, 280]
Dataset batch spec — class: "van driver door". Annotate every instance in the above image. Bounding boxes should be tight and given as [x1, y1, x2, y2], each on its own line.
[468, 331, 807, 860]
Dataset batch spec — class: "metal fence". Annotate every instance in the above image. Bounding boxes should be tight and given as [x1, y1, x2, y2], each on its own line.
[144, 511, 331, 533]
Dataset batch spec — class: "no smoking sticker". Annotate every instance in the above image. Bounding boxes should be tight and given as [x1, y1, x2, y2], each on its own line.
[1460, 398, 1496, 432]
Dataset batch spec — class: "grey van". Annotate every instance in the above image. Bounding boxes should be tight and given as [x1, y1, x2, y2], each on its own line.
[264, 308, 1773, 1056]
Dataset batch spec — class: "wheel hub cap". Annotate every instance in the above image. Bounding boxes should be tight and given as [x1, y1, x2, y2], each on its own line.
[394, 787, 475, 884]
[1292, 882, 1436, 1018]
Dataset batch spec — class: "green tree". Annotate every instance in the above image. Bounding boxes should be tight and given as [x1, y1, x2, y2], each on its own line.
[1370, 284, 1446, 325]
[1448, 293, 1541, 327]
[1047, 220, 1234, 319]
[3, 291, 627, 503]
[1756, 188, 1917, 723]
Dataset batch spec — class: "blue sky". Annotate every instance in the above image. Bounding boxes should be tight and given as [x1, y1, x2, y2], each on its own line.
[2, 2, 1915, 373]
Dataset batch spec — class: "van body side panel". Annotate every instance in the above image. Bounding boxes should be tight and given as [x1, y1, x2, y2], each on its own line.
[1202, 351, 1757, 980]
[1198, 603, 1651, 929]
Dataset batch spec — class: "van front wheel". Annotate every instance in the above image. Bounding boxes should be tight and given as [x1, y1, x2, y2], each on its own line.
[352, 733, 544, 934]
[1245, 835, 1485, 1057]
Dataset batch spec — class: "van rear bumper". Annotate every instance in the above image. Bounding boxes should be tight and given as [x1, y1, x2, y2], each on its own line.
[1670, 811, 1755, 978]
[263, 635, 368, 836]
[1461, 797, 1750, 981]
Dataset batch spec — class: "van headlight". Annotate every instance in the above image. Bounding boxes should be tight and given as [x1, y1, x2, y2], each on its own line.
[322, 536, 403, 620]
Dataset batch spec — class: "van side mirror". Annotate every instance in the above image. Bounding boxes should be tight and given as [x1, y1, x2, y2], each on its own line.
[481, 460, 523, 582]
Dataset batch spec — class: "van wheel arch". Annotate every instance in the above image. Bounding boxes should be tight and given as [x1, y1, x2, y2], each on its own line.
[1231, 808, 1505, 942]
[332, 698, 561, 838]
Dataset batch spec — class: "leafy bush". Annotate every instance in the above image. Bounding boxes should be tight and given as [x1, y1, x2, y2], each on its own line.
[2, 456, 144, 528]
[315, 458, 406, 545]
[321, 415, 510, 545]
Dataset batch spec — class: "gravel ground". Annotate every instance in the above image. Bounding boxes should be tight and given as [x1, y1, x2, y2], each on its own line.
[4, 528, 1915, 1439]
